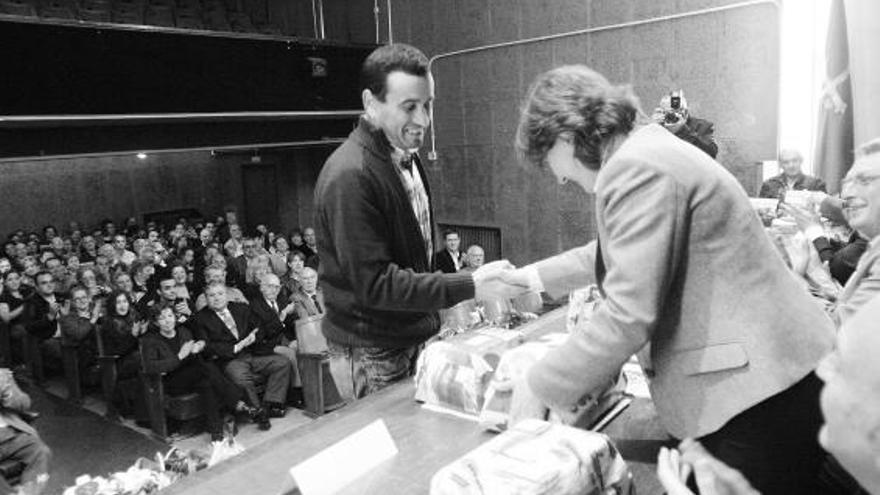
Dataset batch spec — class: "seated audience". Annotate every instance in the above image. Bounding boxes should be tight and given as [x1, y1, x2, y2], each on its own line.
[194, 265, 247, 312]
[194, 282, 290, 428]
[140, 304, 257, 441]
[268, 236, 289, 277]
[223, 224, 244, 259]
[290, 267, 324, 319]
[0, 368, 50, 495]
[79, 236, 98, 264]
[77, 266, 111, 303]
[22, 271, 64, 343]
[142, 270, 193, 326]
[0, 258, 11, 276]
[128, 260, 153, 304]
[433, 230, 464, 273]
[759, 148, 827, 200]
[0, 271, 30, 328]
[100, 290, 145, 386]
[289, 229, 305, 253]
[169, 263, 192, 304]
[229, 238, 260, 289]
[300, 227, 319, 269]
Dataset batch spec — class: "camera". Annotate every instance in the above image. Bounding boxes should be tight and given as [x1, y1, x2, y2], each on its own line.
[663, 90, 686, 124]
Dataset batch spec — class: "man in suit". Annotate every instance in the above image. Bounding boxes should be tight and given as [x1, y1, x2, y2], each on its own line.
[433, 230, 464, 273]
[290, 267, 324, 320]
[760, 148, 827, 200]
[501, 65, 835, 493]
[0, 369, 50, 494]
[651, 91, 718, 158]
[228, 237, 259, 290]
[194, 281, 290, 427]
[300, 227, 320, 270]
[248, 273, 302, 404]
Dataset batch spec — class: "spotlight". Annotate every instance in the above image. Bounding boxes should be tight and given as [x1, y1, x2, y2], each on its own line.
[136, 153, 147, 160]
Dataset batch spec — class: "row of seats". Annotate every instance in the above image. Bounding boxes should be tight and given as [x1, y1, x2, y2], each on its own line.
[0, 0, 282, 35]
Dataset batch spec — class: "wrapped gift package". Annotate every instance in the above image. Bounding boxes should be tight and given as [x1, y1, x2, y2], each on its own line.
[414, 326, 524, 414]
[430, 419, 634, 495]
[479, 332, 628, 432]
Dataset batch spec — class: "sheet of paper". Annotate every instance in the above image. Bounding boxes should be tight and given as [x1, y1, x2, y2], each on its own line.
[289, 419, 398, 495]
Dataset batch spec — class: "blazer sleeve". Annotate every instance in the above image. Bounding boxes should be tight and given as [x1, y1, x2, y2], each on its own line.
[196, 311, 237, 360]
[528, 160, 686, 411]
[317, 165, 474, 312]
[531, 240, 598, 299]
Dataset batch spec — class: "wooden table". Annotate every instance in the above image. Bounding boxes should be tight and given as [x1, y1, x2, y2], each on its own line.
[164, 380, 672, 495]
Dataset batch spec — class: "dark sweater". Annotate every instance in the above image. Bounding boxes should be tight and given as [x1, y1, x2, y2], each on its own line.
[314, 117, 474, 348]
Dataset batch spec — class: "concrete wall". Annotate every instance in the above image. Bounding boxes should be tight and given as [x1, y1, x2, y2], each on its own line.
[386, 0, 780, 266]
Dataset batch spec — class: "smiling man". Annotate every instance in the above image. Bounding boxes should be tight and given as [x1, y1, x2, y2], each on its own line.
[313, 43, 514, 401]
[831, 151, 880, 325]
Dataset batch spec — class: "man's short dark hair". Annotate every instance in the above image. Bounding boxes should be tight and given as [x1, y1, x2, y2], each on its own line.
[442, 229, 459, 239]
[34, 270, 53, 284]
[360, 43, 429, 101]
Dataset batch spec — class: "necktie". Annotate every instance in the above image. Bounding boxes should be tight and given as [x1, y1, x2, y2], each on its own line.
[311, 294, 323, 313]
[270, 300, 278, 314]
[219, 309, 239, 339]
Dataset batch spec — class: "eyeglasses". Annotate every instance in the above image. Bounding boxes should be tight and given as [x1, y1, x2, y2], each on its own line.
[842, 173, 880, 187]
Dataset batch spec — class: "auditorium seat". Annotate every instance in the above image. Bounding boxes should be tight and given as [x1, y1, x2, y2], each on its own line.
[0, 0, 38, 18]
[228, 11, 253, 33]
[144, 4, 174, 27]
[77, 6, 110, 22]
[175, 11, 203, 29]
[39, 1, 76, 20]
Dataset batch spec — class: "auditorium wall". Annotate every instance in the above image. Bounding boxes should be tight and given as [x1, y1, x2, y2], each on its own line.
[386, 0, 780, 266]
[0, 147, 328, 237]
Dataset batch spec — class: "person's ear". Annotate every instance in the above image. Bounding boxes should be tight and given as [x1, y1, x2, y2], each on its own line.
[362, 89, 377, 120]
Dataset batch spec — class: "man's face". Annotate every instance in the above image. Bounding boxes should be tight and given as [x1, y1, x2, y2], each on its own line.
[205, 268, 225, 285]
[200, 229, 212, 244]
[302, 269, 318, 293]
[365, 71, 433, 151]
[4, 244, 15, 258]
[260, 276, 281, 301]
[303, 228, 316, 247]
[468, 247, 485, 268]
[72, 289, 90, 313]
[817, 317, 880, 493]
[230, 225, 242, 240]
[0, 258, 10, 274]
[842, 155, 880, 239]
[51, 237, 64, 250]
[147, 230, 159, 242]
[242, 239, 258, 258]
[15, 243, 27, 259]
[206, 285, 228, 311]
[159, 280, 177, 301]
[113, 236, 127, 251]
[226, 211, 238, 225]
[778, 150, 804, 178]
[275, 237, 289, 253]
[106, 223, 116, 235]
[83, 236, 96, 250]
[444, 233, 460, 252]
[35, 274, 55, 296]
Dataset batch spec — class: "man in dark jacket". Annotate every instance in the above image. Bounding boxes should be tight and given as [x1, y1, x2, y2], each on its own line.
[652, 91, 718, 159]
[760, 148, 827, 200]
[433, 230, 465, 273]
[313, 43, 517, 401]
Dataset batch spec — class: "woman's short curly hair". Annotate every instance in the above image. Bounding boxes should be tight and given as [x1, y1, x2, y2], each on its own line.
[516, 65, 642, 171]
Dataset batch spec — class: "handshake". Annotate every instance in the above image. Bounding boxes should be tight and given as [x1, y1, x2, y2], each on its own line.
[471, 260, 535, 302]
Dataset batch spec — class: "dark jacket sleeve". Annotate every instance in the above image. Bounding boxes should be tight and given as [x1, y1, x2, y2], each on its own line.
[676, 117, 718, 158]
[140, 333, 182, 374]
[23, 297, 57, 340]
[317, 162, 474, 312]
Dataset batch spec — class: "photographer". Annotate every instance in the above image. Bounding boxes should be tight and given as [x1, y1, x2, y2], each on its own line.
[652, 91, 718, 158]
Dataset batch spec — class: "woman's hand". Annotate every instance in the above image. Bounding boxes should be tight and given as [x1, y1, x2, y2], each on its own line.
[657, 439, 761, 495]
[178, 340, 194, 360]
[657, 446, 694, 495]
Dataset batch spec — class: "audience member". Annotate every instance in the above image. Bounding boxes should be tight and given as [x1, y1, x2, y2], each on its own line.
[194, 282, 290, 429]
[58, 286, 100, 381]
[223, 224, 244, 259]
[760, 149, 827, 200]
[289, 229, 305, 252]
[0, 368, 50, 494]
[0, 271, 30, 329]
[0, 258, 11, 276]
[651, 91, 718, 158]
[290, 267, 324, 319]
[140, 304, 254, 442]
[193, 265, 247, 312]
[100, 290, 145, 385]
[229, 238, 260, 289]
[111, 235, 136, 268]
[280, 251, 307, 296]
[268, 236, 289, 277]
[22, 271, 64, 343]
[299, 227, 317, 261]
[79, 236, 98, 264]
[463, 244, 485, 271]
[433, 230, 464, 273]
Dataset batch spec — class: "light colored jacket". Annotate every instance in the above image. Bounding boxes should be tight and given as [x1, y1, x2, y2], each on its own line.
[527, 124, 834, 438]
[832, 236, 880, 326]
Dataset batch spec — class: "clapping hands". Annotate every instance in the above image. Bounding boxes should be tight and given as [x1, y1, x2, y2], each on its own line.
[657, 439, 759, 495]
[472, 260, 531, 302]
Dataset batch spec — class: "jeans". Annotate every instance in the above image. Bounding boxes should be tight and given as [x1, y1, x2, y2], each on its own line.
[326, 343, 419, 401]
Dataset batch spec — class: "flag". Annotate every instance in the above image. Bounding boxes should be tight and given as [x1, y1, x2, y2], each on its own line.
[814, 0, 853, 194]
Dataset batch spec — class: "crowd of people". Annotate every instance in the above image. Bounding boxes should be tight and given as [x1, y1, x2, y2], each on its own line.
[0, 209, 328, 489]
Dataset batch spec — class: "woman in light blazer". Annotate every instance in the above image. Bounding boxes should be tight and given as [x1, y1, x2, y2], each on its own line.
[511, 65, 834, 494]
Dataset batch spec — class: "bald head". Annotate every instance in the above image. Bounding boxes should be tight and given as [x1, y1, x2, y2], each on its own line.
[466, 245, 485, 269]
[301, 267, 318, 293]
[259, 272, 281, 300]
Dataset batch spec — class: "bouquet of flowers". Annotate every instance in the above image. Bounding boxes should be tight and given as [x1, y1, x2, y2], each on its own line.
[63, 448, 208, 495]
